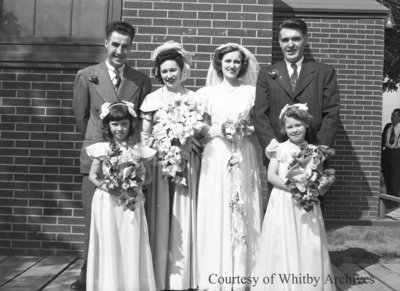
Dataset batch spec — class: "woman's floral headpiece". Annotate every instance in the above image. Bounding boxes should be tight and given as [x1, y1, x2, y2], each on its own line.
[151, 40, 194, 82]
[99, 101, 137, 119]
[279, 103, 309, 120]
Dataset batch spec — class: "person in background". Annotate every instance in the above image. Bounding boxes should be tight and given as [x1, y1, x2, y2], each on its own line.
[382, 108, 400, 197]
[71, 21, 151, 291]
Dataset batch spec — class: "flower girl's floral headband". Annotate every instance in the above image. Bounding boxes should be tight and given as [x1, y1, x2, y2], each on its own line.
[279, 103, 309, 120]
[99, 101, 137, 120]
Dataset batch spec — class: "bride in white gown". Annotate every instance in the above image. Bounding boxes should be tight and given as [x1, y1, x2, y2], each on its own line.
[196, 43, 262, 291]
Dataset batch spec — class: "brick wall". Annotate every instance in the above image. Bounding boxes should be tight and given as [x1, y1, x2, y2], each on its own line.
[272, 15, 385, 219]
[0, 69, 84, 255]
[0, 1, 387, 255]
[0, 0, 273, 255]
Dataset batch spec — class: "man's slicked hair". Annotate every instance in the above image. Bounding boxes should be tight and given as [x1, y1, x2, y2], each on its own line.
[279, 18, 308, 37]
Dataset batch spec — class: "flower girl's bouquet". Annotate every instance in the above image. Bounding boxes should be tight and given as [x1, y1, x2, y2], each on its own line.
[152, 94, 205, 186]
[285, 144, 336, 212]
[99, 144, 147, 211]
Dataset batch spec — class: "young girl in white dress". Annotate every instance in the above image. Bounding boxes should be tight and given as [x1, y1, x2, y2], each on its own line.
[85, 101, 156, 291]
[252, 104, 335, 291]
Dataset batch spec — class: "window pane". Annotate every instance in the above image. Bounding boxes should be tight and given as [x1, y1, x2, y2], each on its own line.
[1, 0, 34, 37]
[35, 0, 72, 37]
[72, 0, 108, 38]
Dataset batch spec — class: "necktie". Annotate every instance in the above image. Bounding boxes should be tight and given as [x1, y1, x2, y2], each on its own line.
[114, 68, 121, 91]
[290, 63, 298, 92]
[389, 125, 395, 144]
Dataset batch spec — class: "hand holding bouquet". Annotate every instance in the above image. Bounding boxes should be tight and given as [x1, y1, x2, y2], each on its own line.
[285, 144, 336, 212]
[152, 94, 205, 186]
[99, 144, 148, 211]
[221, 115, 250, 170]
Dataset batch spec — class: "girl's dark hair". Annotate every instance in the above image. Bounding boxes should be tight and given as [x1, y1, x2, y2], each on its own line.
[101, 102, 141, 146]
[153, 49, 184, 84]
[279, 105, 313, 136]
[212, 45, 249, 79]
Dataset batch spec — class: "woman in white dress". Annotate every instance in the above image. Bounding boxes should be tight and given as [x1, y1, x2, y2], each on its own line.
[140, 41, 200, 290]
[196, 43, 262, 291]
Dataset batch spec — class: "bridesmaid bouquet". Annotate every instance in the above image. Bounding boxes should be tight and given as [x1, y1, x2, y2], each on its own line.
[285, 144, 336, 212]
[152, 94, 205, 186]
[98, 144, 147, 211]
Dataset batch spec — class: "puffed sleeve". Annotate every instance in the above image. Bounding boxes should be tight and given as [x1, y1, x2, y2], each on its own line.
[265, 138, 281, 160]
[85, 142, 108, 159]
[140, 89, 163, 113]
[196, 87, 211, 114]
[133, 144, 157, 162]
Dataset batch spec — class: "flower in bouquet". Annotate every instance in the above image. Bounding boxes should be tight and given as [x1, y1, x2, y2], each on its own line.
[99, 144, 147, 211]
[152, 94, 205, 186]
[222, 115, 250, 247]
[221, 115, 248, 170]
[285, 144, 336, 212]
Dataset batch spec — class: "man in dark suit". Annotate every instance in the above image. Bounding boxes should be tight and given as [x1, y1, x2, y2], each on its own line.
[71, 21, 151, 290]
[254, 18, 340, 203]
[381, 108, 400, 197]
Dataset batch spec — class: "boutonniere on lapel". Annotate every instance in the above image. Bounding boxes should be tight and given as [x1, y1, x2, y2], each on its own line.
[89, 75, 99, 84]
[267, 69, 281, 80]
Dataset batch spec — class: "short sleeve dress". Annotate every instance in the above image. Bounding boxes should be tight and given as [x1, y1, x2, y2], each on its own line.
[140, 86, 201, 290]
[252, 139, 335, 291]
[85, 142, 156, 291]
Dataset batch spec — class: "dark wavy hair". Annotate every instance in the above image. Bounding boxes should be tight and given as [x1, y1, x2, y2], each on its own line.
[280, 105, 313, 136]
[101, 102, 141, 147]
[279, 18, 308, 37]
[152, 49, 185, 84]
[212, 45, 249, 79]
[105, 21, 136, 41]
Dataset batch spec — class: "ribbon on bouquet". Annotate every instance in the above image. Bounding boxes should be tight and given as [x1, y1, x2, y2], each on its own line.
[228, 142, 247, 249]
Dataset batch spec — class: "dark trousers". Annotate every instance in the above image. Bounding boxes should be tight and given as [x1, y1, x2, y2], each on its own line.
[78, 175, 96, 282]
[382, 148, 400, 196]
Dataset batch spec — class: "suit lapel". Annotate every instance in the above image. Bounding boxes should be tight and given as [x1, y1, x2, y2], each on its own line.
[94, 62, 119, 103]
[118, 66, 139, 102]
[293, 61, 316, 98]
[274, 61, 292, 97]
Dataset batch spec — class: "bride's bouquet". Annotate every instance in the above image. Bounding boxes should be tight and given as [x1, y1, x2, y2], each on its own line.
[152, 94, 205, 186]
[221, 115, 248, 170]
[98, 144, 147, 211]
[221, 115, 250, 246]
[285, 144, 336, 212]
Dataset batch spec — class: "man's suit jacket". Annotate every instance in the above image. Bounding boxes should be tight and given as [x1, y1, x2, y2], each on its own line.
[73, 61, 151, 173]
[254, 60, 340, 164]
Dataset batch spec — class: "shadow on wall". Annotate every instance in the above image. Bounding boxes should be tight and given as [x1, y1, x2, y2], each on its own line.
[324, 121, 379, 220]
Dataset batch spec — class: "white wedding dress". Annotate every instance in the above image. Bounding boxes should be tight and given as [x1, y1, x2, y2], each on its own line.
[196, 84, 262, 291]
